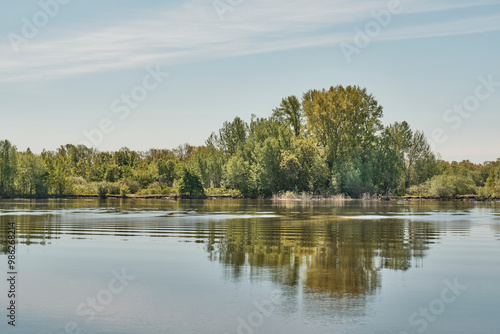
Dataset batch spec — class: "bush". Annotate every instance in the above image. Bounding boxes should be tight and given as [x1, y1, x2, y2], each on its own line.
[205, 188, 243, 198]
[407, 183, 429, 197]
[476, 186, 493, 200]
[122, 179, 140, 194]
[406, 174, 476, 198]
[427, 174, 476, 198]
[107, 182, 121, 195]
[428, 176, 454, 198]
[70, 177, 97, 196]
[97, 182, 109, 198]
[147, 182, 163, 195]
[120, 184, 129, 197]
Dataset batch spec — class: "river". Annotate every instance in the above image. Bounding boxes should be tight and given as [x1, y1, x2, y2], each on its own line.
[0, 199, 499, 333]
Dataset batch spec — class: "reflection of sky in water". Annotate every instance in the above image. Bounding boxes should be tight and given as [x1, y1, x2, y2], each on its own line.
[0, 199, 499, 333]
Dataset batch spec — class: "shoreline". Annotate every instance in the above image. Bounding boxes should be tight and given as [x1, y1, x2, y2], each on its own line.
[1, 194, 498, 201]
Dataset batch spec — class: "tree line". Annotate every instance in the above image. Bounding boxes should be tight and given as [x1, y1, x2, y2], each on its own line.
[2, 85, 500, 199]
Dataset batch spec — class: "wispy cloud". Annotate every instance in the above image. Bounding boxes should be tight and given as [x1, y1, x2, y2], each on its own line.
[1, 0, 499, 82]
[380, 13, 500, 41]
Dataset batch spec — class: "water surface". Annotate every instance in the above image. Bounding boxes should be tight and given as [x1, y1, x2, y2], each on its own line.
[0, 199, 499, 334]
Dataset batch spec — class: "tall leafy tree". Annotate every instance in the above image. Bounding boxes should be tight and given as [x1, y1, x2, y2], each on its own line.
[272, 95, 303, 137]
[302, 85, 383, 169]
[17, 149, 49, 196]
[207, 117, 248, 156]
[43, 149, 73, 196]
[405, 130, 437, 188]
[178, 168, 205, 198]
[373, 122, 412, 195]
[294, 138, 330, 193]
[0, 140, 17, 196]
[223, 153, 254, 197]
[157, 158, 177, 186]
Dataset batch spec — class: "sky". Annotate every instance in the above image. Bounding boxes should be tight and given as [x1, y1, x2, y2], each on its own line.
[1, 0, 499, 163]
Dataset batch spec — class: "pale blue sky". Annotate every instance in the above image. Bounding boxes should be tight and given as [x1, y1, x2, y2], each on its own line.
[1, 0, 499, 162]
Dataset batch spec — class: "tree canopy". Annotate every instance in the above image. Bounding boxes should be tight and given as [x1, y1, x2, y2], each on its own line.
[0, 84, 495, 199]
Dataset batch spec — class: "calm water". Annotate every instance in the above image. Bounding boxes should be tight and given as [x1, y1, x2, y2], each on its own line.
[0, 199, 499, 334]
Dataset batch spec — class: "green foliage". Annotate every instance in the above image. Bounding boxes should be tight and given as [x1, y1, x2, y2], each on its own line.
[340, 163, 374, 198]
[205, 188, 243, 198]
[137, 186, 177, 196]
[97, 182, 109, 198]
[484, 167, 500, 197]
[1, 84, 497, 200]
[0, 140, 18, 196]
[302, 85, 383, 168]
[157, 158, 176, 186]
[342, 166, 363, 198]
[207, 117, 248, 156]
[406, 183, 428, 197]
[428, 174, 476, 198]
[279, 150, 300, 191]
[16, 149, 49, 196]
[188, 147, 224, 188]
[405, 130, 437, 188]
[44, 149, 74, 196]
[223, 154, 254, 197]
[373, 123, 408, 195]
[71, 177, 97, 196]
[476, 185, 494, 200]
[120, 184, 129, 197]
[105, 163, 120, 182]
[122, 179, 140, 194]
[272, 95, 303, 137]
[178, 169, 206, 199]
[135, 161, 156, 188]
[408, 174, 476, 198]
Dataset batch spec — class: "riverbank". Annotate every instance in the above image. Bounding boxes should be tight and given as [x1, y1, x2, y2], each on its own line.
[2, 194, 499, 201]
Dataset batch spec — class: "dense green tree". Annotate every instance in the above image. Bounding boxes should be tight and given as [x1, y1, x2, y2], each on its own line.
[254, 137, 282, 196]
[279, 150, 301, 191]
[302, 85, 383, 169]
[373, 122, 411, 195]
[16, 149, 49, 196]
[157, 158, 177, 186]
[272, 95, 303, 137]
[427, 174, 476, 198]
[243, 116, 295, 196]
[105, 163, 120, 182]
[0, 140, 18, 196]
[178, 168, 206, 198]
[485, 167, 500, 197]
[223, 154, 254, 197]
[189, 147, 224, 188]
[173, 143, 196, 161]
[207, 117, 248, 156]
[405, 130, 437, 188]
[0, 84, 495, 199]
[293, 138, 330, 193]
[43, 150, 73, 195]
[134, 161, 157, 188]
[114, 147, 137, 168]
